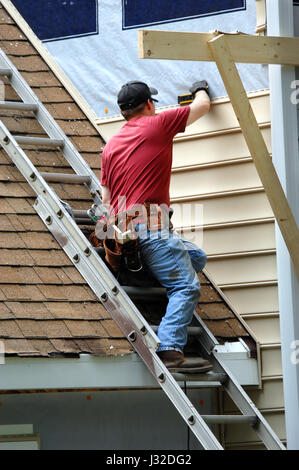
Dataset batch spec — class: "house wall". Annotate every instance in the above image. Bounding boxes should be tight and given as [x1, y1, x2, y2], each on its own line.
[174, 91, 285, 449]
[0, 389, 215, 450]
[97, 90, 286, 449]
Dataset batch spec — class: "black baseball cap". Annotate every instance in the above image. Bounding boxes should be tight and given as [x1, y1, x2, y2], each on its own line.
[117, 81, 158, 110]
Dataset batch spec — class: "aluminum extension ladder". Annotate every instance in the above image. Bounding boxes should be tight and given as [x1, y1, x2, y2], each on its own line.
[0, 49, 285, 450]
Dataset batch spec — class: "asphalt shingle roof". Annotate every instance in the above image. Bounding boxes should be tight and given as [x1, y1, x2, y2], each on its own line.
[0, 3, 251, 359]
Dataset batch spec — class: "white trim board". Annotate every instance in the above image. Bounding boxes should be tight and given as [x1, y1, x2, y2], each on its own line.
[0, 348, 259, 391]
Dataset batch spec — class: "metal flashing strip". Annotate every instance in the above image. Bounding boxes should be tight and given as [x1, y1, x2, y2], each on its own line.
[95, 89, 271, 125]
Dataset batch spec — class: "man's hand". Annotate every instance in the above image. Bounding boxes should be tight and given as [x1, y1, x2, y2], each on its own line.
[186, 81, 211, 127]
[189, 80, 210, 98]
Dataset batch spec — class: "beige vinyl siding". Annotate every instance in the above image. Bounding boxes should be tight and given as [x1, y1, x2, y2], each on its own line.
[173, 90, 284, 449]
[224, 413, 285, 448]
[223, 378, 285, 448]
[170, 161, 263, 198]
[171, 191, 273, 227]
[173, 126, 271, 167]
[223, 284, 279, 314]
[96, 90, 285, 449]
[244, 314, 281, 345]
[200, 221, 276, 255]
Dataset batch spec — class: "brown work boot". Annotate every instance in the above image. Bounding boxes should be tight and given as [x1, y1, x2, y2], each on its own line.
[158, 350, 213, 374]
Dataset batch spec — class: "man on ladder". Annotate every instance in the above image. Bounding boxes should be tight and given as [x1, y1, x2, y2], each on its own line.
[100, 79, 212, 374]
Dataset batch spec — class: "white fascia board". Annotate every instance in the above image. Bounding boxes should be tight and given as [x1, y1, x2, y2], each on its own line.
[0, 354, 157, 391]
[0, 347, 259, 391]
[213, 341, 259, 386]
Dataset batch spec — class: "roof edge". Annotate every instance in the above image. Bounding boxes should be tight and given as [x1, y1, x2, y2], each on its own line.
[0, 350, 259, 391]
[0, 354, 155, 391]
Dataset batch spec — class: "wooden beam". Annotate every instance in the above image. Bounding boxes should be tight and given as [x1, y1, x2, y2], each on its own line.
[207, 34, 299, 278]
[138, 30, 299, 65]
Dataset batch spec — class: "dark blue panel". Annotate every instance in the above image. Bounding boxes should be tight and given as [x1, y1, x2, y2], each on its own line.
[11, 0, 98, 42]
[122, 0, 246, 29]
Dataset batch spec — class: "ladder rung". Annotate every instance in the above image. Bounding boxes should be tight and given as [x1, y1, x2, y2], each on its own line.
[94, 246, 105, 257]
[0, 101, 38, 112]
[40, 172, 91, 184]
[172, 371, 227, 383]
[152, 325, 202, 336]
[202, 415, 258, 425]
[14, 136, 64, 148]
[95, 246, 105, 252]
[75, 218, 96, 225]
[123, 286, 166, 300]
[72, 209, 90, 218]
[0, 68, 12, 78]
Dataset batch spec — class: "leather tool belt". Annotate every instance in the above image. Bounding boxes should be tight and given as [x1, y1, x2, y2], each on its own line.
[89, 203, 172, 273]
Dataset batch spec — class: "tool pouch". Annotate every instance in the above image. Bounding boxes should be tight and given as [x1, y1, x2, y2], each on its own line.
[103, 237, 122, 273]
[122, 238, 142, 272]
[88, 230, 104, 248]
[89, 203, 173, 273]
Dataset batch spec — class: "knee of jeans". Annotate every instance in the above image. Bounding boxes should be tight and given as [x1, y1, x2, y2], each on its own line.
[189, 250, 207, 273]
[199, 251, 207, 270]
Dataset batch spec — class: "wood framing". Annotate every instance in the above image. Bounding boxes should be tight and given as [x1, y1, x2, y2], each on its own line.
[138, 30, 299, 278]
[138, 30, 299, 66]
[207, 34, 299, 278]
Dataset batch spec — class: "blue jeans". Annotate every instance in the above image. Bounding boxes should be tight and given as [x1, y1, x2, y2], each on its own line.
[138, 227, 207, 354]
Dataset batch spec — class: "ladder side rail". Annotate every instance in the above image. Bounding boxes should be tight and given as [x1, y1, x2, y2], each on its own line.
[0, 122, 159, 350]
[0, 50, 102, 206]
[193, 311, 220, 356]
[215, 356, 285, 450]
[0, 121, 223, 449]
[37, 194, 225, 449]
[35, 197, 159, 355]
[194, 314, 285, 450]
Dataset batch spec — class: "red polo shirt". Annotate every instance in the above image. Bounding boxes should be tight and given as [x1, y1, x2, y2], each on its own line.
[101, 106, 190, 214]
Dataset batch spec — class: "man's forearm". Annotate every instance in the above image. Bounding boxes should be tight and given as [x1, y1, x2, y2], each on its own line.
[102, 185, 111, 206]
[186, 90, 211, 126]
